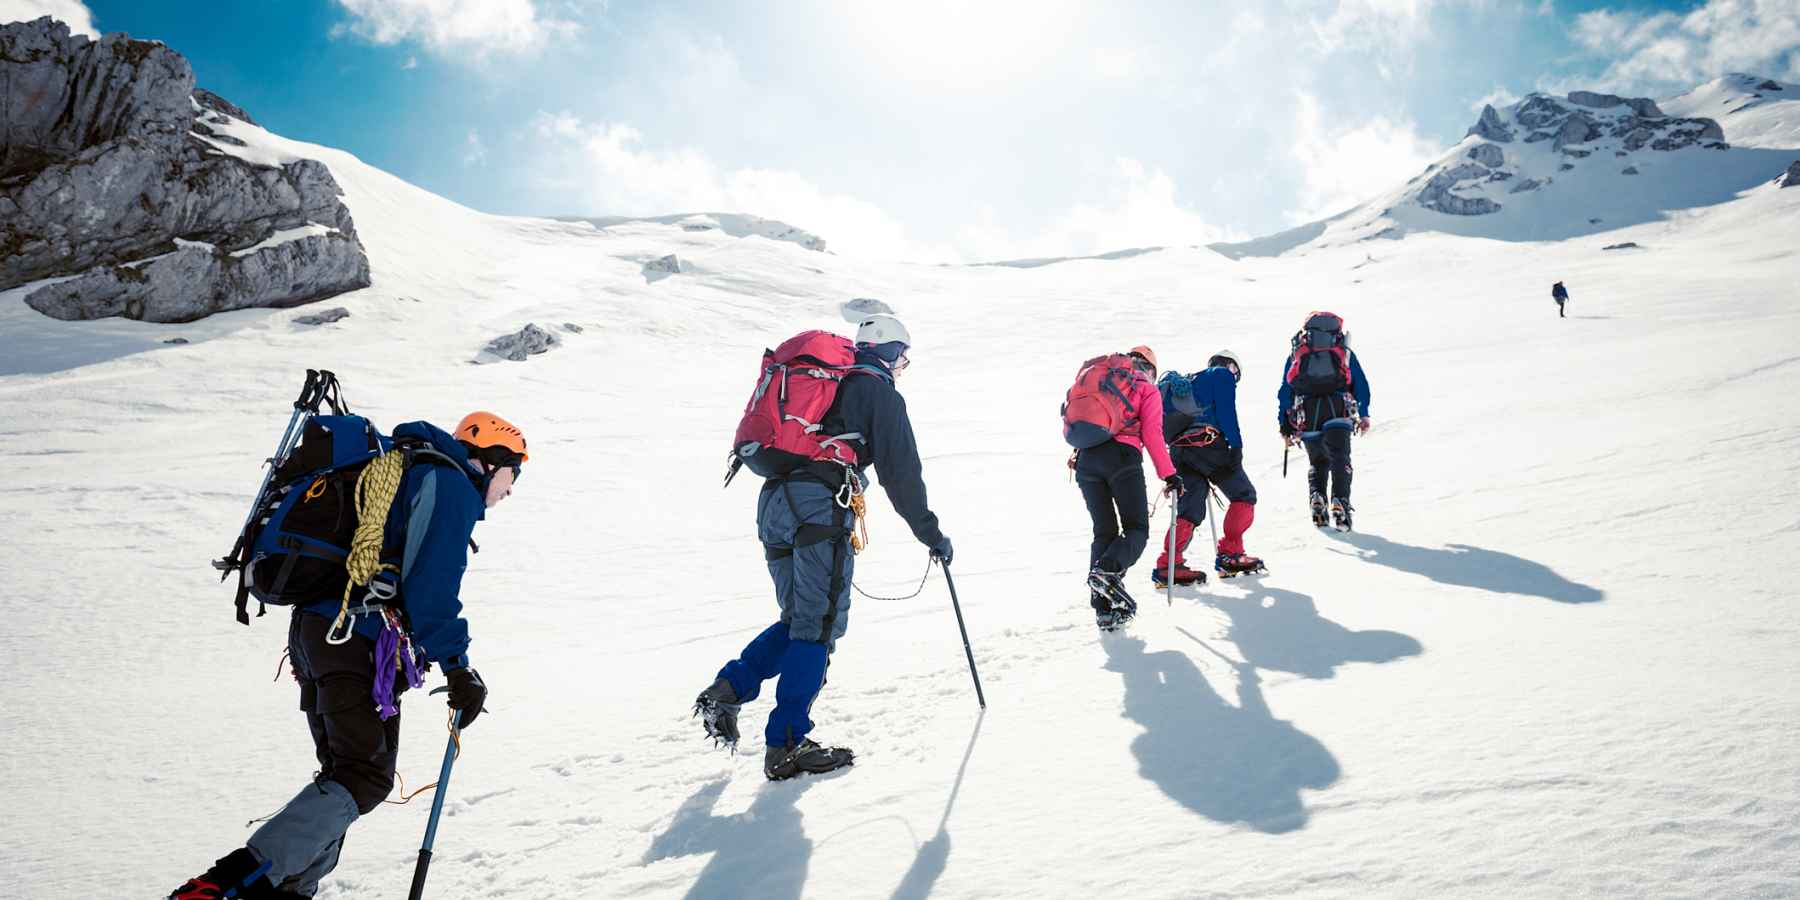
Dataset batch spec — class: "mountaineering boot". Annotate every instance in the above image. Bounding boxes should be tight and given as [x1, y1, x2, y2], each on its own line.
[693, 677, 742, 751]
[169, 848, 303, 900]
[1088, 567, 1138, 631]
[764, 738, 855, 780]
[1150, 564, 1208, 588]
[1330, 499, 1353, 533]
[1309, 491, 1329, 527]
[1214, 552, 1267, 578]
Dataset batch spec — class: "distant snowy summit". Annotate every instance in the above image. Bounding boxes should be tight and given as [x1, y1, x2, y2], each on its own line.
[1214, 74, 1800, 257]
[567, 213, 829, 253]
[0, 17, 369, 322]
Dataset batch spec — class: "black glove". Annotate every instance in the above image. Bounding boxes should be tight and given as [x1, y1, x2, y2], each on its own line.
[1163, 474, 1184, 495]
[446, 667, 487, 730]
[1279, 421, 1295, 439]
[930, 535, 954, 566]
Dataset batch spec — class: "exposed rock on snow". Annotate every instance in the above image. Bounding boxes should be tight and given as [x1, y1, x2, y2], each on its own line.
[562, 322, 585, 333]
[1553, 115, 1598, 152]
[1418, 164, 1502, 216]
[1777, 161, 1800, 188]
[0, 17, 369, 321]
[1467, 143, 1506, 167]
[483, 324, 560, 362]
[1602, 242, 1641, 250]
[1757, 79, 1784, 92]
[1622, 166, 1640, 175]
[841, 297, 895, 321]
[1567, 91, 1664, 118]
[1509, 177, 1544, 193]
[25, 236, 368, 322]
[293, 307, 350, 325]
[640, 255, 680, 279]
[1468, 105, 1514, 143]
[193, 88, 256, 126]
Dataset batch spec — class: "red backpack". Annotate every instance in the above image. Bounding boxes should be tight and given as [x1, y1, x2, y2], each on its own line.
[1284, 311, 1353, 395]
[727, 330, 862, 483]
[1062, 353, 1141, 449]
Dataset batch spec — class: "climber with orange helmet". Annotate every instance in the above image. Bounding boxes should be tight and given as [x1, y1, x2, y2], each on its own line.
[1062, 345, 1178, 631]
[172, 409, 527, 900]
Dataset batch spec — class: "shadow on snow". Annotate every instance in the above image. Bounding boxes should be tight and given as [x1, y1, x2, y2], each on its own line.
[1208, 584, 1424, 679]
[1328, 532, 1605, 605]
[643, 775, 823, 900]
[1102, 630, 1340, 834]
[888, 710, 985, 900]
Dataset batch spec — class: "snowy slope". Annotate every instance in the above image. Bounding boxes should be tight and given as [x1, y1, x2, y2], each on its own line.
[3, 91, 1800, 900]
[1215, 75, 1800, 255]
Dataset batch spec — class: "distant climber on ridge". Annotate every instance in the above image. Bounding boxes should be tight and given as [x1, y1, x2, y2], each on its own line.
[1553, 281, 1569, 318]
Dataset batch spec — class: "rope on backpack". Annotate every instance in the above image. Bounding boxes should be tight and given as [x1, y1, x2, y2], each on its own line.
[326, 449, 408, 644]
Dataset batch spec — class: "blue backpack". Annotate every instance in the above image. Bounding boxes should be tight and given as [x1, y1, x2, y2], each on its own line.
[238, 414, 393, 619]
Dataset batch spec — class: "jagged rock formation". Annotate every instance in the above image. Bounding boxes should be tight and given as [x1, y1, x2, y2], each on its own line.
[1407, 89, 1729, 218]
[1780, 161, 1800, 188]
[1, 17, 369, 323]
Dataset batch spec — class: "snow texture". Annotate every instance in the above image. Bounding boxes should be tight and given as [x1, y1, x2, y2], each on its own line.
[0, 71, 1798, 900]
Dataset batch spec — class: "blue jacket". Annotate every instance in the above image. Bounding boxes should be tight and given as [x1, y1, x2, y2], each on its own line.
[1161, 366, 1244, 449]
[303, 421, 484, 670]
[816, 351, 946, 548]
[1277, 350, 1371, 426]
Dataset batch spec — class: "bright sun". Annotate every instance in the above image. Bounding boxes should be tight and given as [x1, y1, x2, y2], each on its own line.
[838, 0, 1085, 89]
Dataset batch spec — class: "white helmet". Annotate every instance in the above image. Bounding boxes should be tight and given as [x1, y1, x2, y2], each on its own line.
[855, 314, 911, 348]
[1209, 349, 1243, 378]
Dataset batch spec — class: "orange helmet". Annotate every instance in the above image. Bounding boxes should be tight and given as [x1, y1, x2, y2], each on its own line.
[1128, 345, 1157, 373]
[454, 411, 529, 463]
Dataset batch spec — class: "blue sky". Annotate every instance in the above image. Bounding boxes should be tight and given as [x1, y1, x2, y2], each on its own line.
[15, 0, 1800, 260]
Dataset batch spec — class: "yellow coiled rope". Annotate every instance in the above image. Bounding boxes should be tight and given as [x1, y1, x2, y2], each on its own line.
[326, 449, 407, 643]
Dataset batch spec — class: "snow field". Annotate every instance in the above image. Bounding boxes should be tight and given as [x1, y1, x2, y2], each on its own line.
[2, 106, 1799, 898]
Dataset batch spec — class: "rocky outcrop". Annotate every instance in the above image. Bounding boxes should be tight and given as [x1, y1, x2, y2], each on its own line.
[483, 324, 560, 362]
[1567, 91, 1664, 118]
[1779, 161, 1800, 188]
[1467, 143, 1506, 167]
[1418, 164, 1501, 216]
[294, 306, 350, 325]
[1, 17, 369, 322]
[1468, 105, 1514, 143]
[1552, 115, 1597, 152]
[1756, 79, 1783, 92]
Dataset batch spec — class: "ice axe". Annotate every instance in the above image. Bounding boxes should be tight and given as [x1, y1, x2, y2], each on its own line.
[409, 698, 464, 900]
[940, 562, 987, 709]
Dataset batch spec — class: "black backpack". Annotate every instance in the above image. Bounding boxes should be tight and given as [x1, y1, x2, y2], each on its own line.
[1285, 312, 1352, 395]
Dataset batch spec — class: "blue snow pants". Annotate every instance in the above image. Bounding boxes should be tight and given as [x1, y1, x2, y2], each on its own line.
[717, 477, 855, 747]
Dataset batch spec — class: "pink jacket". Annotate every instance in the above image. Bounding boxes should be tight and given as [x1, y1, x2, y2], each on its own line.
[1112, 376, 1176, 480]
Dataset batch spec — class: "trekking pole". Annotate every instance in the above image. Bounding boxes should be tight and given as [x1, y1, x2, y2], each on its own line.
[214, 369, 323, 577]
[408, 711, 463, 900]
[1166, 494, 1177, 607]
[1207, 488, 1221, 562]
[940, 563, 987, 709]
[1282, 441, 1289, 479]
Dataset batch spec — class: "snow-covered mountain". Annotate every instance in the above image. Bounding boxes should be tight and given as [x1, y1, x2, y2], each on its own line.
[1215, 74, 1800, 257]
[4, 55, 1800, 900]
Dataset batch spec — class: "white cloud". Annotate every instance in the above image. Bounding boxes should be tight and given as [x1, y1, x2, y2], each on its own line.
[1093, 47, 1142, 79]
[462, 130, 487, 167]
[1286, 91, 1442, 223]
[0, 0, 96, 37]
[1311, 0, 1438, 53]
[1572, 0, 1800, 91]
[1472, 86, 1520, 112]
[530, 114, 928, 260]
[402, 56, 419, 70]
[332, 0, 579, 58]
[953, 158, 1243, 261]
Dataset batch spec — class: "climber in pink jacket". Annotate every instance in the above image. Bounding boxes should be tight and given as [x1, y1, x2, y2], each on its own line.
[1065, 345, 1179, 631]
